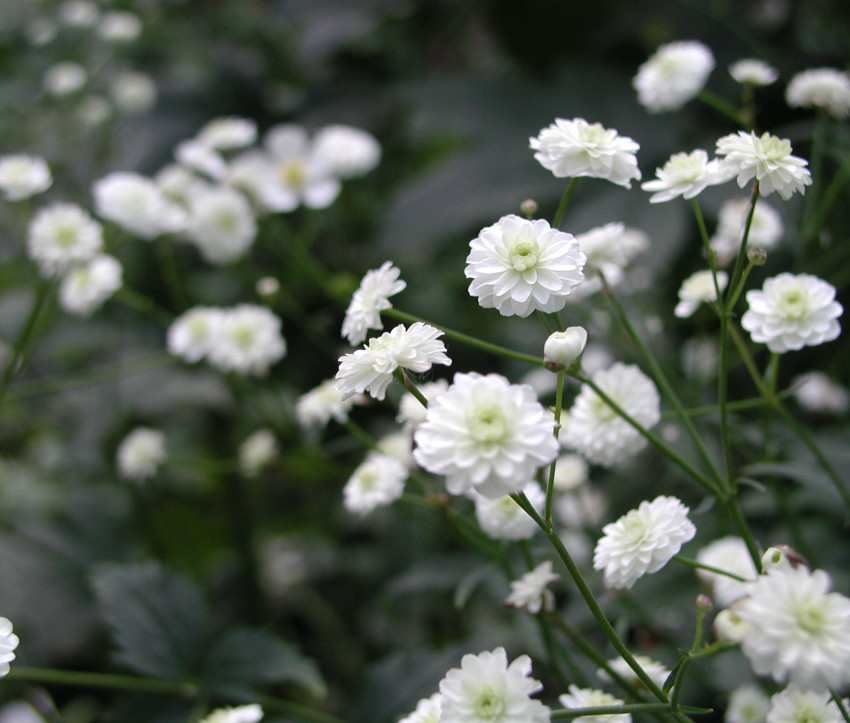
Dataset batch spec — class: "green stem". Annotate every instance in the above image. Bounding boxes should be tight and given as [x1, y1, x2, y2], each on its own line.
[697, 89, 749, 128]
[394, 369, 429, 408]
[552, 703, 696, 719]
[802, 151, 850, 245]
[115, 287, 173, 326]
[154, 237, 188, 312]
[690, 199, 721, 301]
[722, 496, 762, 573]
[545, 369, 566, 525]
[831, 690, 850, 723]
[673, 555, 749, 582]
[661, 393, 790, 420]
[723, 183, 760, 314]
[384, 308, 544, 367]
[552, 178, 579, 229]
[7, 667, 196, 697]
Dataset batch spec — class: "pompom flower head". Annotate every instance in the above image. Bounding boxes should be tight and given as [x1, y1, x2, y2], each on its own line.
[633, 40, 715, 113]
[530, 118, 641, 188]
[506, 561, 559, 614]
[206, 305, 287, 376]
[413, 372, 559, 498]
[342, 261, 406, 346]
[58, 254, 122, 317]
[766, 688, 843, 723]
[27, 202, 104, 277]
[438, 647, 550, 723]
[116, 427, 166, 482]
[465, 215, 586, 317]
[474, 482, 545, 541]
[674, 270, 728, 318]
[0, 154, 52, 201]
[593, 495, 696, 589]
[730, 59, 779, 87]
[641, 149, 725, 203]
[715, 132, 812, 200]
[785, 68, 850, 119]
[93, 172, 187, 239]
[741, 273, 842, 353]
[342, 453, 407, 515]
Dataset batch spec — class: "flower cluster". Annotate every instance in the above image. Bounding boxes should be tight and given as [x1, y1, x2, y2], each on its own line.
[341, 262, 407, 345]
[633, 40, 715, 113]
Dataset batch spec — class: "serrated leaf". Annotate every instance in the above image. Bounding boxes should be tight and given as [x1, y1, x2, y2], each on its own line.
[91, 563, 211, 681]
[202, 627, 326, 699]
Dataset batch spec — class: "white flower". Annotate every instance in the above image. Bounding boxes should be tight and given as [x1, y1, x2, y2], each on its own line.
[27, 203, 103, 277]
[397, 379, 449, 430]
[311, 124, 381, 178]
[239, 429, 278, 477]
[175, 140, 228, 181]
[786, 68, 850, 119]
[109, 71, 157, 114]
[544, 327, 588, 369]
[0, 701, 47, 723]
[376, 429, 413, 467]
[767, 688, 844, 723]
[43, 62, 87, 96]
[0, 618, 19, 678]
[296, 379, 356, 430]
[343, 453, 407, 515]
[155, 164, 207, 206]
[554, 486, 607, 529]
[77, 95, 112, 127]
[93, 172, 186, 239]
[98, 11, 142, 42]
[58, 0, 99, 27]
[792, 372, 849, 416]
[737, 566, 850, 690]
[570, 222, 648, 296]
[439, 647, 550, 723]
[696, 536, 758, 608]
[730, 59, 779, 87]
[558, 686, 631, 723]
[413, 372, 559, 498]
[710, 197, 783, 266]
[530, 118, 641, 188]
[185, 185, 257, 264]
[552, 454, 589, 492]
[341, 261, 406, 345]
[726, 685, 770, 723]
[593, 495, 696, 589]
[474, 482, 545, 541]
[564, 363, 661, 468]
[335, 322, 450, 401]
[741, 273, 842, 353]
[58, 254, 122, 317]
[0, 154, 52, 201]
[598, 655, 671, 691]
[641, 150, 726, 203]
[465, 215, 586, 317]
[167, 307, 224, 363]
[26, 18, 58, 48]
[674, 269, 728, 318]
[714, 608, 750, 644]
[200, 704, 264, 723]
[197, 117, 258, 151]
[715, 132, 812, 200]
[506, 561, 559, 613]
[634, 40, 714, 113]
[206, 305, 286, 376]
[116, 427, 166, 482]
[399, 693, 441, 723]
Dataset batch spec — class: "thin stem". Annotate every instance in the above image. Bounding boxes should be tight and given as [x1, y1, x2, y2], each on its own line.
[697, 89, 750, 129]
[673, 555, 749, 582]
[831, 691, 850, 723]
[8, 667, 196, 697]
[394, 369, 429, 408]
[552, 703, 689, 719]
[723, 183, 760, 313]
[690, 199, 721, 301]
[660, 393, 790, 420]
[154, 237, 188, 312]
[552, 178, 579, 229]
[545, 369, 566, 525]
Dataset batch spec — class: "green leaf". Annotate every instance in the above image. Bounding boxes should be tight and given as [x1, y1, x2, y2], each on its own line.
[202, 627, 326, 699]
[91, 563, 211, 682]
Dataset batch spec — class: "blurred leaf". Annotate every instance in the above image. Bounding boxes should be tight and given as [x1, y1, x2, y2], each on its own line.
[92, 563, 211, 681]
[202, 627, 326, 699]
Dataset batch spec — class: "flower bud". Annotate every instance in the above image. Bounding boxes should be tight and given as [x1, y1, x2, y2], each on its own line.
[696, 593, 714, 612]
[761, 544, 806, 573]
[256, 276, 280, 298]
[544, 326, 588, 370]
[747, 246, 767, 265]
[520, 198, 538, 218]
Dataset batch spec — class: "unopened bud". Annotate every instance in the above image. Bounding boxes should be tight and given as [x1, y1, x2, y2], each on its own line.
[747, 246, 767, 265]
[544, 326, 588, 371]
[256, 276, 280, 297]
[696, 594, 714, 613]
[761, 545, 806, 573]
[520, 198, 538, 218]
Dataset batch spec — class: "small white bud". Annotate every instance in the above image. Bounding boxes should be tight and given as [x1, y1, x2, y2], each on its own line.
[256, 276, 280, 297]
[544, 326, 587, 370]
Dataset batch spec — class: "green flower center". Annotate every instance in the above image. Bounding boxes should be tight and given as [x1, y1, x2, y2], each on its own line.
[279, 161, 306, 189]
[777, 286, 809, 318]
[231, 324, 256, 349]
[54, 224, 79, 248]
[473, 688, 504, 720]
[358, 469, 379, 491]
[217, 210, 239, 234]
[507, 236, 540, 272]
[468, 404, 509, 445]
[795, 600, 826, 635]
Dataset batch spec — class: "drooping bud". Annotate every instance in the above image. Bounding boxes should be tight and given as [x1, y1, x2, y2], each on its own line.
[520, 198, 538, 218]
[544, 326, 588, 370]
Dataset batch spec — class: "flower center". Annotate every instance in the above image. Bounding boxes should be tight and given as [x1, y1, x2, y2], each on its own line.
[507, 237, 540, 272]
[620, 514, 650, 546]
[279, 161, 306, 189]
[468, 403, 509, 445]
[231, 323, 256, 349]
[794, 600, 826, 636]
[777, 286, 809, 318]
[589, 394, 617, 422]
[54, 224, 79, 248]
[358, 469, 379, 491]
[473, 687, 504, 720]
[792, 704, 820, 723]
[217, 210, 239, 234]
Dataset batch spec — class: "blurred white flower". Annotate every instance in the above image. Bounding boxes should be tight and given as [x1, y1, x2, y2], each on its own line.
[93, 172, 187, 239]
[0, 701, 47, 723]
[342, 261, 406, 346]
[641, 149, 726, 203]
[558, 686, 631, 723]
[335, 322, 450, 401]
[709, 197, 783, 266]
[25, 18, 59, 47]
[570, 222, 649, 296]
[197, 117, 258, 151]
[343, 453, 407, 515]
[0, 154, 52, 201]
[296, 379, 356, 430]
[729, 59, 778, 87]
[506, 561, 559, 613]
[200, 704, 263, 723]
[674, 269, 728, 318]
[399, 693, 441, 723]
[696, 536, 758, 607]
[98, 11, 142, 42]
[413, 372, 559, 498]
[530, 118, 641, 188]
[167, 307, 224, 364]
[594, 495, 696, 589]
[58, 0, 99, 27]
[551, 453, 589, 492]
[175, 140, 228, 181]
[465, 215, 586, 317]
[564, 363, 660, 468]
[185, 185, 257, 264]
[715, 132, 811, 200]
[110, 71, 157, 114]
[206, 305, 286, 376]
[767, 688, 844, 723]
[786, 68, 850, 119]
[598, 654, 671, 692]
[312, 124, 381, 178]
[474, 482, 545, 541]
[544, 327, 588, 369]
[376, 429, 413, 467]
[239, 429, 278, 478]
[791, 372, 849, 416]
[554, 486, 607, 529]
[726, 685, 770, 723]
[633, 40, 715, 112]
[0, 617, 19, 678]
[27, 203, 103, 277]
[738, 566, 850, 690]
[439, 647, 550, 723]
[116, 427, 166, 482]
[741, 273, 842, 353]
[43, 62, 87, 96]
[397, 379, 449, 430]
[58, 254, 122, 317]
[155, 164, 208, 206]
[77, 95, 113, 127]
